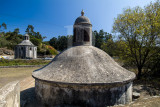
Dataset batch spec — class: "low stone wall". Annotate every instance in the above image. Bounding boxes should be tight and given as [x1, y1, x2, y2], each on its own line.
[0, 81, 20, 107]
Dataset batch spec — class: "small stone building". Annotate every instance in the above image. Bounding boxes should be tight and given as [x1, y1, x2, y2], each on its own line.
[14, 34, 37, 59]
[32, 10, 136, 106]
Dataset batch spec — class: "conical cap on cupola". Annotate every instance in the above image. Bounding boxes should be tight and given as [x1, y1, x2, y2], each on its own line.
[32, 11, 136, 84]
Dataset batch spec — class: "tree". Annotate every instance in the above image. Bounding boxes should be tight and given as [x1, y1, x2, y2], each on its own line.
[49, 37, 58, 49]
[25, 25, 45, 42]
[25, 25, 34, 35]
[113, 1, 160, 79]
[0, 23, 7, 32]
[94, 30, 104, 49]
[57, 36, 68, 51]
[101, 34, 115, 56]
[13, 28, 20, 34]
[49, 35, 72, 51]
[5, 28, 23, 49]
[0, 36, 9, 48]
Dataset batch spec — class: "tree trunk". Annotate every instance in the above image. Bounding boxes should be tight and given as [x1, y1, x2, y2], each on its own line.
[137, 67, 142, 80]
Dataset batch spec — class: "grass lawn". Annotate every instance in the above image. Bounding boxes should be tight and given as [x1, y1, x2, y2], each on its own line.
[0, 67, 41, 88]
[0, 59, 51, 66]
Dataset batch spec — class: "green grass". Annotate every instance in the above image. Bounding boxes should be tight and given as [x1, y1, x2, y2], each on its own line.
[0, 59, 51, 66]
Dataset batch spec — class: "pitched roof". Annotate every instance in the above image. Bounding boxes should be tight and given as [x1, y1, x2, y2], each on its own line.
[17, 40, 35, 46]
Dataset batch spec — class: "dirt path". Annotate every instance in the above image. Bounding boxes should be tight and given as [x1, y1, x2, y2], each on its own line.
[20, 76, 35, 91]
[0, 67, 40, 88]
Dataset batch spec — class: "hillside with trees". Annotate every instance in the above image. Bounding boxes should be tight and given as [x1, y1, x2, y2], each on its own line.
[0, 24, 58, 56]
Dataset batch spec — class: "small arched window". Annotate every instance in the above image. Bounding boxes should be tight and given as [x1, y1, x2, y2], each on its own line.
[84, 30, 89, 41]
[30, 48, 32, 50]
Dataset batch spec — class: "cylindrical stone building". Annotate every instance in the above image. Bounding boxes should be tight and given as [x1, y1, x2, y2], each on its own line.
[32, 10, 136, 107]
[15, 34, 37, 59]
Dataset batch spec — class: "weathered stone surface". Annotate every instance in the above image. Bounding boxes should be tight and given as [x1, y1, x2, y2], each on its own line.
[0, 81, 20, 107]
[33, 46, 135, 84]
[74, 16, 91, 25]
[35, 80, 133, 106]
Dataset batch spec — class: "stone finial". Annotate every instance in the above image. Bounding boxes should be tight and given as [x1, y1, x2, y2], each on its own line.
[81, 9, 84, 16]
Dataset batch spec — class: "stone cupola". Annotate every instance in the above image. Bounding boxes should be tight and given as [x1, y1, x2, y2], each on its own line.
[24, 33, 30, 40]
[73, 10, 92, 46]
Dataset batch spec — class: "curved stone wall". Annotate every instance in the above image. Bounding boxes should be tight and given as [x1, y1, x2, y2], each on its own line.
[35, 80, 132, 106]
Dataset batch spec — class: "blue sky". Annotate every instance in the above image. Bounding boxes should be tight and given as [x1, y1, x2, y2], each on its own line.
[0, 0, 156, 41]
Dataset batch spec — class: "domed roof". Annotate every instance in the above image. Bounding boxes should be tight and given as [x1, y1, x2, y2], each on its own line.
[74, 16, 91, 25]
[32, 46, 135, 84]
[74, 10, 91, 25]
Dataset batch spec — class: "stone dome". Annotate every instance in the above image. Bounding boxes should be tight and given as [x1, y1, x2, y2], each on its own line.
[32, 46, 135, 84]
[74, 16, 91, 25]
[74, 10, 91, 25]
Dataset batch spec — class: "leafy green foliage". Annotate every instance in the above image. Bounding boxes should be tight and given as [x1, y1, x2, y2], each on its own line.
[49, 35, 72, 51]
[0, 27, 23, 49]
[92, 30, 114, 56]
[113, 1, 160, 79]
[0, 35, 9, 48]
[46, 45, 58, 55]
